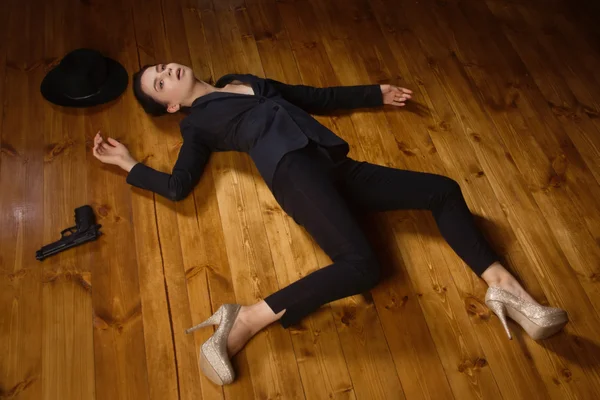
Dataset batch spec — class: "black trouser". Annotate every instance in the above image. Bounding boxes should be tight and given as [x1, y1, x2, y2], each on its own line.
[264, 143, 498, 327]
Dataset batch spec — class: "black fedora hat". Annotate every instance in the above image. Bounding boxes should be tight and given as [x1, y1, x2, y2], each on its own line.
[41, 48, 128, 107]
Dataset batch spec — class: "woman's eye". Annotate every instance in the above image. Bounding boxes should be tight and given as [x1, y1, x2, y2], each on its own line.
[159, 80, 164, 89]
[162, 64, 166, 70]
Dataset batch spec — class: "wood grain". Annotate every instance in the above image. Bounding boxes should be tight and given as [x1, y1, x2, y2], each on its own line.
[0, 1, 45, 398]
[1, 0, 599, 399]
[40, 1, 95, 399]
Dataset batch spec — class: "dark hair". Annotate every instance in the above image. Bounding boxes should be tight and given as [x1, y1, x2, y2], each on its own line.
[133, 64, 168, 116]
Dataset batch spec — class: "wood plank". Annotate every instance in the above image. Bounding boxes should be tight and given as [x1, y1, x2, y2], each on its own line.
[453, 0, 600, 325]
[475, 0, 600, 232]
[0, 0, 46, 398]
[394, 0, 600, 397]
[543, 5, 600, 184]
[367, 0, 567, 399]
[2, 0, 600, 398]
[509, 0, 600, 228]
[40, 1, 95, 399]
[442, 0, 600, 312]
[0, 0, 8, 139]
[524, 1, 600, 99]
[482, 0, 600, 186]
[137, 1, 210, 399]
[562, 0, 600, 52]
[129, 0, 215, 399]
[423, 3, 600, 396]
[453, 0, 600, 334]
[41, 105, 95, 400]
[128, 1, 187, 397]
[73, 2, 152, 399]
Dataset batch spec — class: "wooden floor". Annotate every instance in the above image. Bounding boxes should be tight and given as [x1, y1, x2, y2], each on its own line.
[1, 0, 600, 398]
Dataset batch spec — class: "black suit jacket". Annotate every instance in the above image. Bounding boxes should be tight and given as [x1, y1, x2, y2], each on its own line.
[126, 74, 383, 200]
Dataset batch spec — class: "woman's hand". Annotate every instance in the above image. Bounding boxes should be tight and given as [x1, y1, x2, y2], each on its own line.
[380, 84, 413, 107]
[92, 131, 138, 172]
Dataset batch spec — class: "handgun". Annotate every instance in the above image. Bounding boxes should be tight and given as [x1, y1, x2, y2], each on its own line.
[36, 205, 102, 261]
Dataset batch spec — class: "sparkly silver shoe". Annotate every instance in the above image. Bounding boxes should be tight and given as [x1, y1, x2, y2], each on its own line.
[186, 304, 241, 385]
[485, 287, 568, 340]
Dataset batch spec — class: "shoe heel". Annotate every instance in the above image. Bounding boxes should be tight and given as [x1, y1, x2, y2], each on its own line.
[487, 300, 512, 340]
[186, 306, 224, 334]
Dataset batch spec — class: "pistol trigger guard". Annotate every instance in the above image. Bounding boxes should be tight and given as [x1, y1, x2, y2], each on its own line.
[60, 226, 77, 237]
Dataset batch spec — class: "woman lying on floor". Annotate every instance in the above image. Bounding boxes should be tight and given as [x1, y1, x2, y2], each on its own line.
[92, 63, 568, 386]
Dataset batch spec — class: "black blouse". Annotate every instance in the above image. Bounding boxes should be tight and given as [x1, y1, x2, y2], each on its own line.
[126, 74, 383, 200]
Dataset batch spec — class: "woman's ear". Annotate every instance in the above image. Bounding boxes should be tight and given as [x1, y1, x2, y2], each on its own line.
[167, 103, 181, 113]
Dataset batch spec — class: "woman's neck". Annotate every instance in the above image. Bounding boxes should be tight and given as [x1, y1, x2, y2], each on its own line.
[183, 80, 218, 107]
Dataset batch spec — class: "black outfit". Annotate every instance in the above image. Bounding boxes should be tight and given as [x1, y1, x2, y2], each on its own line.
[127, 74, 499, 328]
[126, 73, 383, 197]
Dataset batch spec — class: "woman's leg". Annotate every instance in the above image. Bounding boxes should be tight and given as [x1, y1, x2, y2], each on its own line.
[226, 147, 383, 355]
[334, 159, 537, 302]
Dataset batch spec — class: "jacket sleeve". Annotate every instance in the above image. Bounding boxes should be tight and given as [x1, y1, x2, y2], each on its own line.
[126, 122, 211, 201]
[265, 78, 383, 114]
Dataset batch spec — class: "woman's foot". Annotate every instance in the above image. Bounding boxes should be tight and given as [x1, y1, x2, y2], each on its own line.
[186, 304, 242, 385]
[225, 306, 256, 356]
[226, 301, 285, 357]
[481, 262, 537, 304]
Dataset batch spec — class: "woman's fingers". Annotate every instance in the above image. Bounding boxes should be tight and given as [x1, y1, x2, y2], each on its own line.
[392, 87, 413, 98]
[106, 137, 120, 146]
[94, 132, 120, 150]
[92, 131, 118, 164]
[93, 146, 107, 161]
[393, 86, 412, 94]
[99, 140, 116, 151]
[98, 143, 112, 155]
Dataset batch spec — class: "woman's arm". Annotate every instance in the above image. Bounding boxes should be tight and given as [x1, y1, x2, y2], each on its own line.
[92, 125, 211, 201]
[265, 79, 412, 114]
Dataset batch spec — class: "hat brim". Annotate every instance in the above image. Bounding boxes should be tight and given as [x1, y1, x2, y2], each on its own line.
[40, 57, 128, 108]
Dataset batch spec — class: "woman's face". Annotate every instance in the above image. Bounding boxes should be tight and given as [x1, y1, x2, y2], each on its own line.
[140, 63, 195, 113]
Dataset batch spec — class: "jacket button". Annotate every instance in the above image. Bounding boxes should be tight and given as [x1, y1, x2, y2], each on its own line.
[273, 106, 279, 111]
[259, 98, 265, 103]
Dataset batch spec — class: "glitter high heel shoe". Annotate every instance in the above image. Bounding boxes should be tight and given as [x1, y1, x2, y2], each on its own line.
[485, 287, 568, 340]
[186, 304, 242, 385]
